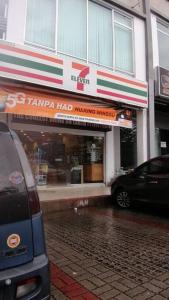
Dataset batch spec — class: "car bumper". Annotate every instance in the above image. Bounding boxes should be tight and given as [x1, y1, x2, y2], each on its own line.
[0, 254, 50, 299]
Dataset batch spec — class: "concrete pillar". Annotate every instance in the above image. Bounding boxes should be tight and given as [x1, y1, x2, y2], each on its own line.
[137, 109, 148, 166]
[143, 0, 156, 159]
[105, 126, 120, 185]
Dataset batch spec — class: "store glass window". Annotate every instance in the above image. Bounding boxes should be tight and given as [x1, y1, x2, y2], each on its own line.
[58, 0, 87, 59]
[157, 21, 169, 70]
[120, 125, 137, 171]
[25, 0, 56, 49]
[16, 131, 104, 186]
[88, 1, 113, 67]
[114, 12, 134, 73]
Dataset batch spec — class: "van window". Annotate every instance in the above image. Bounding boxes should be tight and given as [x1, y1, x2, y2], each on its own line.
[0, 131, 30, 225]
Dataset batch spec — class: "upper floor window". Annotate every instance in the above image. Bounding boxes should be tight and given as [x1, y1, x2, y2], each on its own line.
[157, 20, 169, 69]
[25, 0, 56, 50]
[58, 0, 87, 59]
[25, 0, 134, 75]
[114, 12, 133, 74]
[0, 0, 8, 40]
[88, 1, 113, 67]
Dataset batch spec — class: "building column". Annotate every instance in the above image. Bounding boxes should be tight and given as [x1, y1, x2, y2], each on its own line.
[144, 0, 156, 159]
[137, 109, 148, 165]
[105, 126, 120, 185]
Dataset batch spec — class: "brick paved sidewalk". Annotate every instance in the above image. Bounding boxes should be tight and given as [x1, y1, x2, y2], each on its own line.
[45, 207, 169, 300]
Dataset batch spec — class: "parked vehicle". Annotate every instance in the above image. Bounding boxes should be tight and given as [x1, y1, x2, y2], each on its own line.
[0, 122, 50, 299]
[111, 155, 169, 208]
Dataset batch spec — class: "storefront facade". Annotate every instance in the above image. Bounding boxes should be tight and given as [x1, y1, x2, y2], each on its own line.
[0, 0, 148, 190]
[0, 41, 148, 189]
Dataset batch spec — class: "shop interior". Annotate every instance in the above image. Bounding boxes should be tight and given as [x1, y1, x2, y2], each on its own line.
[17, 130, 104, 186]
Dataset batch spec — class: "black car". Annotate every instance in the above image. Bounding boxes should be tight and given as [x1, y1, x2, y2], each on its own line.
[111, 155, 169, 208]
[0, 122, 50, 299]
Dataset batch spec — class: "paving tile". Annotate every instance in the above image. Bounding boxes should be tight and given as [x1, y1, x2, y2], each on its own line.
[115, 293, 133, 300]
[134, 291, 154, 300]
[121, 282, 145, 297]
[118, 279, 137, 289]
[161, 288, 169, 298]
[97, 270, 117, 280]
[79, 280, 96, 290]
[156, 273, 169, 282]
[150, 279, 168, 290]
[87, 267, 101, 276]
[99, 288, 120, 299]
[92, 284, 112, 296]
[104, 275, 122, 283]
[150, 296, 168, 300]
[75, 273, 93, 281]
[88, 277, 105, 287]
[143, 282, 162, 293]
[111, 281, 129, 293]
[45, 207, 169, 300]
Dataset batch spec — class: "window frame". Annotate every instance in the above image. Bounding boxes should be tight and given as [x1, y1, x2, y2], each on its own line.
[113, 9, 135, 76]
[23, 0, 135, 76]
[157, 18, 169, 70]
[24, 0, 57, 52]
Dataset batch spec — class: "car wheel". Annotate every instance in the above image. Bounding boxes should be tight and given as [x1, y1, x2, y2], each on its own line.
[115, 189, 131, 208]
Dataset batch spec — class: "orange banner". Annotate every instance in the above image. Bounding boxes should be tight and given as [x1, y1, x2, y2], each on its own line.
[0, 87, 132, 128]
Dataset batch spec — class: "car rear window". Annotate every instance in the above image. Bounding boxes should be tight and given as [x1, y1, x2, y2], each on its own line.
[0, 130, 30, 225]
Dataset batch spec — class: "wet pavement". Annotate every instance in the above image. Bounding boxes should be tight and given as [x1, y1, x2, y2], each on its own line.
[45, 205, 169, 300]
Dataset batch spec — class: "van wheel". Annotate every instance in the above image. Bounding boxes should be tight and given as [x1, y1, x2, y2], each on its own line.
[115, 189, 131, 208]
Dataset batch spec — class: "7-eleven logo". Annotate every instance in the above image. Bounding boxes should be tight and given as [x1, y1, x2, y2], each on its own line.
[71, 62, 90, 91]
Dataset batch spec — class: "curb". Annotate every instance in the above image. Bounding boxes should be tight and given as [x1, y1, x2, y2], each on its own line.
[41, 195, 111, 214]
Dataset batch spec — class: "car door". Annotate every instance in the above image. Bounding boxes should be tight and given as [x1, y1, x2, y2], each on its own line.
[128, 162, 152, 202]
[145, 156, 169, 204]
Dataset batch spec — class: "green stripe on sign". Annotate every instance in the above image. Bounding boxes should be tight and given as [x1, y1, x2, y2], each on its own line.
[0, 53, 63, 76]
[97, 79, 147, 98]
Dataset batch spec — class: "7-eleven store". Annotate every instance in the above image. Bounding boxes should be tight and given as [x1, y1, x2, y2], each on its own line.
[0, 42, 148, 203]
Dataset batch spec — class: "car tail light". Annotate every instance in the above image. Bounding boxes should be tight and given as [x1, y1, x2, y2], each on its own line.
[16, 277, 38, 298]
[28, 189, 40, 215]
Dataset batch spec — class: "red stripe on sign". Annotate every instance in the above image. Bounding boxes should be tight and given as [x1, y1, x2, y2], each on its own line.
[97, 70, 147, 89]
[0, 66, 63, 85]
[72, 62, 86, 71]
[97, 88, 148, 105]
[50, 262, 99, 300]
[0, 43, 63, 65]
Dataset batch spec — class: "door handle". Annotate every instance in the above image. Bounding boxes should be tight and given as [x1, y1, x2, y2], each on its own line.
[148, 181, 158, 184]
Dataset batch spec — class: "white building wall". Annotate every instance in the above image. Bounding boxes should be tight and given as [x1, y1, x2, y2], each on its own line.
[134, 17, 146, 82]
[151, 14, 159, 68]
[6, 0, 27, 44]
[105, 127, 121, 185]
[137, 109, 148, 165]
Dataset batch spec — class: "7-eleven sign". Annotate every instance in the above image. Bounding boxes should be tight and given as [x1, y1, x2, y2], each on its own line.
[71, 62, 90, 91]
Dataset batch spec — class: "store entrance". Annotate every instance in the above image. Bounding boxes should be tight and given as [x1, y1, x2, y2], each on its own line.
[16, 130, 104, 186]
